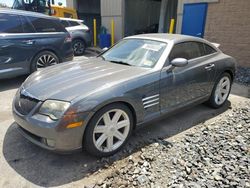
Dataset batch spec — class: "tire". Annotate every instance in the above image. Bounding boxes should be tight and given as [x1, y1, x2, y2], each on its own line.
[72, 39, 86, 56]
[207, 72, 232, 108]
[31, 51, 59, 72]
[83, 103, 134, 157]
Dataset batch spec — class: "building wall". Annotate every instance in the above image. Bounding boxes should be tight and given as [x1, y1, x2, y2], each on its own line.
[204, 0, 250, 67]
[101, 0, 124, 42]
[176, 0, 218, 34]
[66, 0, 77, 9]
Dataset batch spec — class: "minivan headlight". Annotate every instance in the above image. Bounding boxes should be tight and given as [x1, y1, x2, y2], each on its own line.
[39, 100, 70, 120]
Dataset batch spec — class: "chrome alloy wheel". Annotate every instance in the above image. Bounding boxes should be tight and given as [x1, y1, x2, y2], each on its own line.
[36, 54, 58, 70]
[214, 76, 231, 105]
[73, 41, 84, 55]
[93, 109, 130, 152]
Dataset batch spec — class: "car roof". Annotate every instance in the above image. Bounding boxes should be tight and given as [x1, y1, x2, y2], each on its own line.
[126, 33, 210, 44]
[0, 8, 58, 19]
[59, 17, 83, 23]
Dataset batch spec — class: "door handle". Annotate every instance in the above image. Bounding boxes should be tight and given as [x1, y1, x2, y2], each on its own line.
[22, 40, 35, 45]
[205, 64, 215, 70]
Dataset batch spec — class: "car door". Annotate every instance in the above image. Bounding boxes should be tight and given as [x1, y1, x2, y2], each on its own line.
[0, 13, 37, 78]
[160, 41, 215, 113]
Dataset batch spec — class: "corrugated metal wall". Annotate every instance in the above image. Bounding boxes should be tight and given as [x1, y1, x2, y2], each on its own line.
[101, 0, 124, 41]
[101, 0, 123, 16]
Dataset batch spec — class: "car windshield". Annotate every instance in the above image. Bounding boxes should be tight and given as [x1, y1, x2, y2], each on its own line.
[102, 39, 167, 68]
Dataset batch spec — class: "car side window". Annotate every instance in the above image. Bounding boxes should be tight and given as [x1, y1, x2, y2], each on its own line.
[203, 43, 217, 55]
[169, 42, 206, 61]
[0, 13, 23, 33]
[27, 16, 65, 32]
[69, 21, 80, 26]
[20, 16, 35, 33]
[60, 20, 70, 27]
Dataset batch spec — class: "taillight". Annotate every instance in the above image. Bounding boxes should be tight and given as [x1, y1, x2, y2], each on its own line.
[64, 35, 72, 43]
[85, 28, 90, 33]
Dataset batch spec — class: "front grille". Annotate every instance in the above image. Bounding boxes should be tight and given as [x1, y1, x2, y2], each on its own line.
[15, 92, 39, 115]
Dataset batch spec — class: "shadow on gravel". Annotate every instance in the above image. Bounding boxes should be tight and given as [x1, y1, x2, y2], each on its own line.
[0, 75, 27, 92]
[3, 101, 231, 187]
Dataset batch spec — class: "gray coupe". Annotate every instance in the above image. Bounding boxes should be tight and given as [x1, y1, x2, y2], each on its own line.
[13, 34, 236, 157]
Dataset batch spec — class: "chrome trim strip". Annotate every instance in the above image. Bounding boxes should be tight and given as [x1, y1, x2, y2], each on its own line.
[0, 32, 65, 37]
[142, 94, 159, 102]
[144, 102, 159, 109]
[0, 67, 22, 73]
[143, 98, 159, 105]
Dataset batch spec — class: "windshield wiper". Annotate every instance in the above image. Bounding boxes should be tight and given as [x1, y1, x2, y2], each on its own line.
[109, 60, 132, 66]
[98, 55, 106, 61]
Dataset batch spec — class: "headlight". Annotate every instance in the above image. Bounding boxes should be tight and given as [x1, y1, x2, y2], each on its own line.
[39, 100, 70, 120]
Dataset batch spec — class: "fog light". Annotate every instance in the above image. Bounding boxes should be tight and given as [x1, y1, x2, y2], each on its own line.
[46, 139, 55, 147]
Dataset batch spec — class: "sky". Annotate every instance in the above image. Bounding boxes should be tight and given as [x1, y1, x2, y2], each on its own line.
[0, 0, 67, 7]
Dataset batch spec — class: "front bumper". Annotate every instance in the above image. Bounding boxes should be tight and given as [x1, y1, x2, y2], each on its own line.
[12, 101, 86, 153]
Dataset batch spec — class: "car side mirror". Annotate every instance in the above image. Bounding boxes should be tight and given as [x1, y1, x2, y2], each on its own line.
[170, 58, 188, 67]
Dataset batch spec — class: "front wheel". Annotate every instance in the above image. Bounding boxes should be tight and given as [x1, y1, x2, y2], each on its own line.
[207, 72, 232, 108]
[31, 51, 59, 72]
[83, 103, 133, 157]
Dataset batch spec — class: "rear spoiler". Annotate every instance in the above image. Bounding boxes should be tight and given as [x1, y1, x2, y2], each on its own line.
[212, 43, 220, 48]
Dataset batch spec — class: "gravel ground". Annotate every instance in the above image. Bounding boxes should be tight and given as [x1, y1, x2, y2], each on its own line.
[235, 67, 250, 86]
[91, 101, 250, 188]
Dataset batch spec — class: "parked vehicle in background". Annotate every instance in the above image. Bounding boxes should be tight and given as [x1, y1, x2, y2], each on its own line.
[0, 9, 73, 79]
[60, 18, 92, 56]
[13, 34, 236, 157]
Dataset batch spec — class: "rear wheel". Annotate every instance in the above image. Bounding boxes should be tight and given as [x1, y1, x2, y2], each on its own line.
[31, 51, 59, 72]
[83, 103, 133, 157]
[207, 72, 232, 108]
[72, 39, 86, 56]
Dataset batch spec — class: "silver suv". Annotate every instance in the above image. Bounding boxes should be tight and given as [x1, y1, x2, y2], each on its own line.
[60, 18, 92, 56]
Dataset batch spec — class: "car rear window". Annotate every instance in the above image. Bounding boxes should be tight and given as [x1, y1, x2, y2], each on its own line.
[0, 13, 23, 33]
[69, 21, 81, 26]
[169, 41, 216, 61]
[60, 20, 70, 27]
[27, 16, 66, 33]
[203, 43, 217, 55]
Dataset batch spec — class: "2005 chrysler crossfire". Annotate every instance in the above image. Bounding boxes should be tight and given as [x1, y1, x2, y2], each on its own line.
[13, 34, 236, 157]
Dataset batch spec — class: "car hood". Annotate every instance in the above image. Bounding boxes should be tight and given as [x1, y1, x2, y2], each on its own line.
[22, 58, 150, 101]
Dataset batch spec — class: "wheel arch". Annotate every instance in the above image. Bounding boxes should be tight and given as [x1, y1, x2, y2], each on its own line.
[81, 100, 138, 151]
[72, 37, 86, 45]
[224, 69, 234, 81]
[88, 100, 137, 130]
[30, 49, 60, 72]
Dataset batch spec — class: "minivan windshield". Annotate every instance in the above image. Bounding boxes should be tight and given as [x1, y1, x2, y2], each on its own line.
[101, 39, 167, 68]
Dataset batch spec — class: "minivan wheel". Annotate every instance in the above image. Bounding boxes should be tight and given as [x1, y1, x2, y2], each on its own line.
[72, 39, 86, 56]
[207, 72, 232, 108]
[31, 51, 59, 72]
[83, 103, 133, 157]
